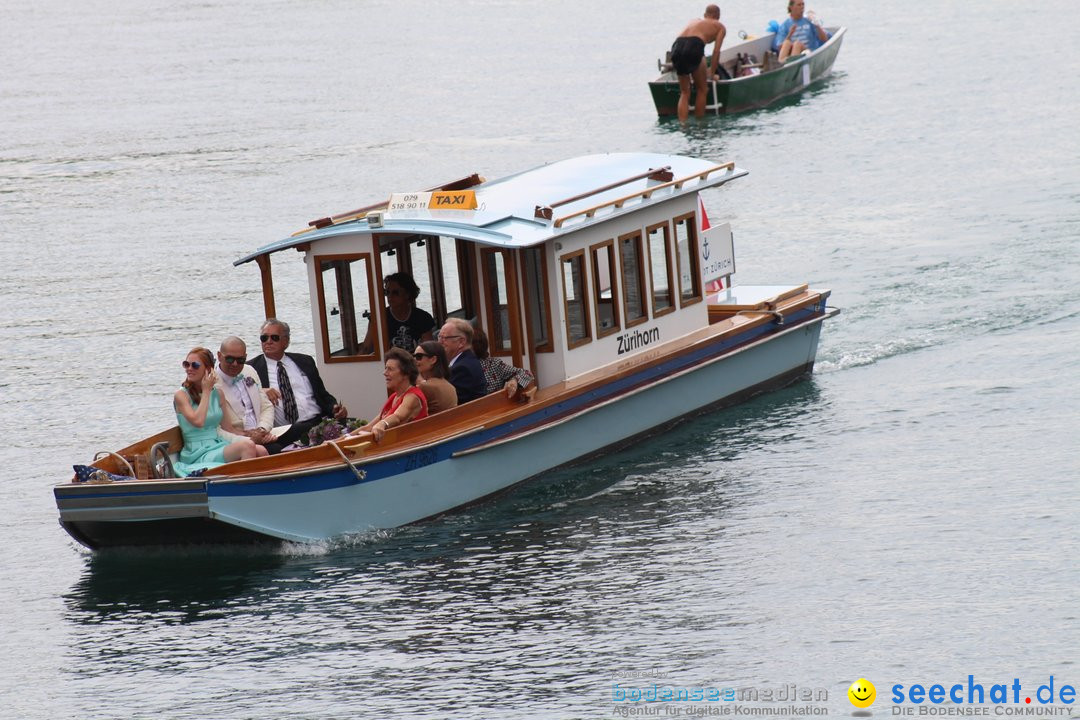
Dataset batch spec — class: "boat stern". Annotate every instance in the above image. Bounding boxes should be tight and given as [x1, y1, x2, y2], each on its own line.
[54, 477, 270, 549]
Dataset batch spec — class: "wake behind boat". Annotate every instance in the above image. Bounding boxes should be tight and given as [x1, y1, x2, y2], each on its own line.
[650, 26, 846, 117]
[55, 152, 837, 550]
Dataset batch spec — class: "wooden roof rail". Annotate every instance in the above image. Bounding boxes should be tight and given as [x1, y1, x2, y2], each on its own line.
[535, 166, 673, 220]
[553, 162, 734, 229]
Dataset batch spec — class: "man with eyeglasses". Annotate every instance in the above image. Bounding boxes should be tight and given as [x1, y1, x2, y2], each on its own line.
[214, 336, 277, 447]
[438, 317, 486, 404]
[248, 318, 348, 453]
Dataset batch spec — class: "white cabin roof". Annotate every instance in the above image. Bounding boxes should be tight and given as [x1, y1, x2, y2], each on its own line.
[235, 152, 747, 265]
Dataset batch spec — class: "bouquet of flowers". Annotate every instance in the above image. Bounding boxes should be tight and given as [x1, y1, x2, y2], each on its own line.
[305, 417, 368, 446]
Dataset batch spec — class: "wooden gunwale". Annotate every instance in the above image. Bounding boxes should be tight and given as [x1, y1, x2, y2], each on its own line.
[197, 291, 823, 479]
[455, 299, 830, 458]
[67, 289, 825, 488]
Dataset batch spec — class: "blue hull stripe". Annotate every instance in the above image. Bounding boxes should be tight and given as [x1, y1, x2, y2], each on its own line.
[208, 306, 823, 498]
[62, 306, 822, 502]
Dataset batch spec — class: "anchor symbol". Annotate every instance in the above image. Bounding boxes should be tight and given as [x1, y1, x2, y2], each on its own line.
[702, 236, 711, 260]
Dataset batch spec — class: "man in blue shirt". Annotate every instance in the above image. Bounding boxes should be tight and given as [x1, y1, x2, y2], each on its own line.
[773, 0, 830, 61]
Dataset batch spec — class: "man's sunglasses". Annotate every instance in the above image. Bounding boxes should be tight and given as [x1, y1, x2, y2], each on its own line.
[222, 355, 246, 364]
[260, 334, 282, 342]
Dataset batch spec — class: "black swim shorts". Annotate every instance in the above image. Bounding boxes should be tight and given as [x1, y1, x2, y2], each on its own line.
[670, 36, 706, 76]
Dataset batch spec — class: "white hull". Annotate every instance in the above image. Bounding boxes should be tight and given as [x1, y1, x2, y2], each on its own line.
[206, 312, 828, 542]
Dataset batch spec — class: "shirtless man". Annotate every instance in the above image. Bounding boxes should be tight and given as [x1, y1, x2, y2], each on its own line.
[670, 4, 727, 122]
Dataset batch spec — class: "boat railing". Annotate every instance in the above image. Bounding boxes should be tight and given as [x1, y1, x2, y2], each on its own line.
[534, 166, 673, 220]
[551, 162, 735, 228]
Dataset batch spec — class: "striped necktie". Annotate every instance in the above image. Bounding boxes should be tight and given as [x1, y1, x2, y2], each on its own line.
[277, 361, 299, 424]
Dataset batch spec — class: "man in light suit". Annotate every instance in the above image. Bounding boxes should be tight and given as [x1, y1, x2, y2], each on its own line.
[438, 317, 486, 404]
[215, 336, 277, 446]
[247, 318, 348, 454]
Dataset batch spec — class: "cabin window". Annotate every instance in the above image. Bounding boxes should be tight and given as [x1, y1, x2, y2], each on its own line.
[646, 222, 675, 317]
[618, 230, 648, 327]
[523, 246, 553, 352]
[560, 250, 591, 348]
[378, 233, 438, 317]
[482, 248, 513, 355]
[590, 240, 620, 337]
[673, 213, 703, 307]
[377, 234, 477, 329]
[315, 253, 379, 362]
[438, 236, 478, 322]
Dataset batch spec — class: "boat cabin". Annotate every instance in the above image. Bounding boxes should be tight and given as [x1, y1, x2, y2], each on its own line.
[235, 153, 747, 418]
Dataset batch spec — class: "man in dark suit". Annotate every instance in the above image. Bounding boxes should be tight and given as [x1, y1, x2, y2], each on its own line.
[248, 318, 348, 453]
[438, 317, 486, 404]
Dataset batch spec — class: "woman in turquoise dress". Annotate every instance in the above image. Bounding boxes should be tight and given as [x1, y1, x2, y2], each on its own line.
[173, 347, 268, 476]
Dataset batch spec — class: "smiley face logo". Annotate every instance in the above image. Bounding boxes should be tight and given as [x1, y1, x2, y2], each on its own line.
[848, 678, 876, 708]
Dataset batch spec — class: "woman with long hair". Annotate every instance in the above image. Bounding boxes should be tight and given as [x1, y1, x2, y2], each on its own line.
[173, 347, 268, 476]
[413, 340, 457, 414]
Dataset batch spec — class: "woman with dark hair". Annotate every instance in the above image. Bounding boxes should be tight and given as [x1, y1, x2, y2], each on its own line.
[472, 325, 537, 399]
[173, 346, 267, 476]
[352, 347, 428, 443]
[413, 340, 457, 414]
[360, 271, 436, 353]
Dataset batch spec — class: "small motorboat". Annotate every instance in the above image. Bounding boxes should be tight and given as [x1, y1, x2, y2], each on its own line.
[649, 26, 846, 117]
[55, 152, 837, 549]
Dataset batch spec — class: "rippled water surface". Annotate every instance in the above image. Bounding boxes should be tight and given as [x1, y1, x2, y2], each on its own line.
[2, 1, 1078, 718]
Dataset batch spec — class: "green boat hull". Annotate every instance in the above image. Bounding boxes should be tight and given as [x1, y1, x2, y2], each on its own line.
[650, 27, 845, 117]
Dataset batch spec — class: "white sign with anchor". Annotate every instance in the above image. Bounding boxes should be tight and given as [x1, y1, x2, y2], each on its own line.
[698, 196, 734, 292]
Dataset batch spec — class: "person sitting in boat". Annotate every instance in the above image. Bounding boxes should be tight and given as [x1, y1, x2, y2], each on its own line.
[438, 317, 487, 404]
[669, 4, 727, 122]
[472, 325, 537, 401]
[413, 341, 458, 415]
[173, 347, 268, 477]
[215, 336, 277, 447]
[350, 347, 429, 443]
[248, 318, 349, 453]
[359, 271, 436, 354]
[773, 0, 829, 62]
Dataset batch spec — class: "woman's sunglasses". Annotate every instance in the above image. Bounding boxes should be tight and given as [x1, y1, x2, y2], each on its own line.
[182, 361, 203, 370]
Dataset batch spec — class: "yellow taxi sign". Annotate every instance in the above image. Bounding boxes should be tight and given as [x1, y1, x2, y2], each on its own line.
[429, 190, 477, 210]
[387, 190, 478, 212]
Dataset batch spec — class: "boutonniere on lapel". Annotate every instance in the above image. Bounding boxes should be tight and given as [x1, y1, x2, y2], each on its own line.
[243, 376, 256, 387]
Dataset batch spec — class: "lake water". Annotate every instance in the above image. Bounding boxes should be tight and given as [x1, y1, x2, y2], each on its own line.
[2, 0, 1078, 718]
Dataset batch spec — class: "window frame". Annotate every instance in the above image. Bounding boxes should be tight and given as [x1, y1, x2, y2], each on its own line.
[645, 221, 676, 319]
[673, 212, 703, 308]
[617, 229, 649, 329]
[522, 246, 555, 354]
[560, 249, 592, 349]
[589, 239, 621, 338]
[313, 252, 381, 363]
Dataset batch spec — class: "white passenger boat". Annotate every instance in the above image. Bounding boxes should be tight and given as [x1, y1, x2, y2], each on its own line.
[55, 153, 836, 549]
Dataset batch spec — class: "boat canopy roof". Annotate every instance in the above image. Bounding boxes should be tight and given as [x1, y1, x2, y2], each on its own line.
[234, 152, 747, 266]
